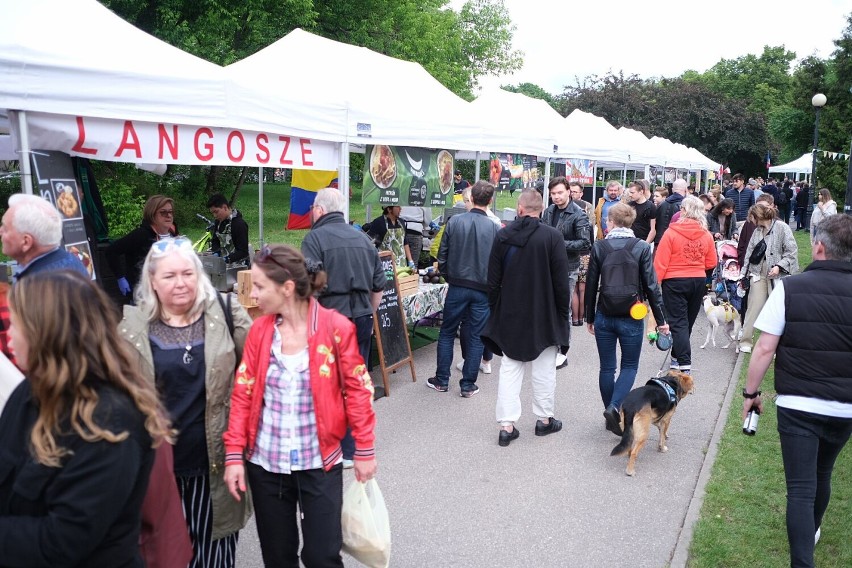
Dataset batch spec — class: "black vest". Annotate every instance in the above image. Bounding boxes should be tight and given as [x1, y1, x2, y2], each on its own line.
[775, 260, 852, 403]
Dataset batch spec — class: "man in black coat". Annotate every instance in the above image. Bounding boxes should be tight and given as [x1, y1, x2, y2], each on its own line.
[482, 190, 572, 447]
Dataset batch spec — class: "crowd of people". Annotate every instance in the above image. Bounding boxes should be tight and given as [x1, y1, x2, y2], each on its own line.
[0, 168, 845, 567]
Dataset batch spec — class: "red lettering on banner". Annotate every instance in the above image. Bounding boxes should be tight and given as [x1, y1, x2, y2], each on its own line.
[256, 134, 270, 163]
[115, 121, 142, 158]
[227, 131, 246, 162]
[300, 139, 313, 167]
[71, 117, 98, 155]
[194, 128, 214, 161]
[158, 124, 179, 159]
[278, 136, 293, 165]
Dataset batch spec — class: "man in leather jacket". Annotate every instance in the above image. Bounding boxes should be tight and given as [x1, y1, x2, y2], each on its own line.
[541, 176, 591, 368]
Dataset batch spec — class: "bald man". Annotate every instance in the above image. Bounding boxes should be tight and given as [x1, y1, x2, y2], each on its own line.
[654, 179, 688, 248]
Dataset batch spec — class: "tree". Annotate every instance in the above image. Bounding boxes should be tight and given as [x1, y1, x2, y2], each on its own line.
[457, 0, 523, 91]
[502, 82, 557, 110]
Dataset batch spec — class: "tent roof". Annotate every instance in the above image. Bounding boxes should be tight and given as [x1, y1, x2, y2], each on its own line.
[768, 153, 812, 174]
[465, 88, 560, 157]
[557, 110, 631, 165]
[227, 28, 483, 151]
[0, 0, 227, 127]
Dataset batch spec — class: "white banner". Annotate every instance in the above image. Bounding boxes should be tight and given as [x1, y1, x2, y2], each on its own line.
[19, 112, 340, 170]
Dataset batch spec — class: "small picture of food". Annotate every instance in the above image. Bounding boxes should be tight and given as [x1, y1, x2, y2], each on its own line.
[54, 183, 79, 218]
[489, 157, 502, 186]
[370, 145, 397, 189]
[436, 150, 453, 195]
[67, 243, 94, 279]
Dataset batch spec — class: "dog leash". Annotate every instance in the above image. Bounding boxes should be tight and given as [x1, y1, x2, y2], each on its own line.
[657, 346, 672, 378]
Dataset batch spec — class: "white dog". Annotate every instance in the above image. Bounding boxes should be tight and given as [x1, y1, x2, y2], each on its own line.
[700, 294, 741, 352]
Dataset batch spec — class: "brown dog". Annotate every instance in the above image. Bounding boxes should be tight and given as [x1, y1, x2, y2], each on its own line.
[610, 371, 695, 476]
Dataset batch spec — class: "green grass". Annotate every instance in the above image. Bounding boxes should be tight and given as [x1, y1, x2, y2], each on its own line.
[688, 229, 852, 567]
[181, 182, 524, 250]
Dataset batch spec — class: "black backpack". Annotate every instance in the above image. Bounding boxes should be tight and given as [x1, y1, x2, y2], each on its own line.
[776, 187, 789, 206]
[597, 238, 643, 316]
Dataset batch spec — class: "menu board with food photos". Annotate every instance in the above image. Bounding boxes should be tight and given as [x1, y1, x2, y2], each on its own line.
[488, 153, 539, 192]
[30, 151, 96, 280]
[362, 145, 453, 208]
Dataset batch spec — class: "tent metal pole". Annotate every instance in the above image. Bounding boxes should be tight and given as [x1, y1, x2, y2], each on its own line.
[258, 167, 264, 248]
[474, 151, 481, 181]
[622, 164, 627, 185]
[339, 142, 350, 222]
[543, 158, 551, 209]
[14, 111, 34, 195]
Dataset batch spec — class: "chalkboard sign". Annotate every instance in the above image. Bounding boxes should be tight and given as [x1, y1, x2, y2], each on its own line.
[372, 251, 416, 395]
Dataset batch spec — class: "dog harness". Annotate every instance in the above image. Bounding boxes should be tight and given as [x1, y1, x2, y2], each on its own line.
[705, 300, 738, 323]
[647, 378, 678, 408]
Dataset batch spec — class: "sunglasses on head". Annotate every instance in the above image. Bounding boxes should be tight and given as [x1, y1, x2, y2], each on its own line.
[151, 236, 191, 255]
[255, 245, 292, 275]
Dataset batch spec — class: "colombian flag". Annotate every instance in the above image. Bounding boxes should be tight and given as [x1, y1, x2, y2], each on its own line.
[288, 169, 338, 229]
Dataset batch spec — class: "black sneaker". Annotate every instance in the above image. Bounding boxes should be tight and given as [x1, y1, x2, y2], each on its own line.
[498, 427, 520, 447]
[535, 417, 563, 436]
[426, 377, 448, 392]
[460, 385, 480, 398]
[603, 406, 623, 436]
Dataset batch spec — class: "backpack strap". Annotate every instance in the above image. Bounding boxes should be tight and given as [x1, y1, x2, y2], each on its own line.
[216, 293, 235, 339]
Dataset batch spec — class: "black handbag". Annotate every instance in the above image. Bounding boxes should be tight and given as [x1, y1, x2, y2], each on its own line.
[748, 238, 767, 265]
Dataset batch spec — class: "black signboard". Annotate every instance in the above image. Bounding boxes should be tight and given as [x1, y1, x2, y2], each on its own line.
[30, 151, 96, 280]
[372, 251, 416, 395]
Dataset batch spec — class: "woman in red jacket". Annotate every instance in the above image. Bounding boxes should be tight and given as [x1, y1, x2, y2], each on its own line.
[654, 195, 717, 375]
[223, 244, 377, 568]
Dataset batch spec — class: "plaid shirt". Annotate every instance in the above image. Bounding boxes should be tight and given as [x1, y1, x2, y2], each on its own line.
[249, 321, 323, 473]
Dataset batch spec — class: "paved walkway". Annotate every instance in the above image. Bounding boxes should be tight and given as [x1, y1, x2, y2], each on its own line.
[236, 311, 741, 567]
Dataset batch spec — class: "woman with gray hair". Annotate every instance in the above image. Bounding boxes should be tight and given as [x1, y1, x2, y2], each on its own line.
[118, 237, 253, 568]
[653, 195, 717, 374]
[738, 202, 798, 353]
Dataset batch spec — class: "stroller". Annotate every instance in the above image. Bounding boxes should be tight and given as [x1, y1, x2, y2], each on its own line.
[711, 240, 743, 311]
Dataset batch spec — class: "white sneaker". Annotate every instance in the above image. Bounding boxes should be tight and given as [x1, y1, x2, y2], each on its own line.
[480, 361, 492, 374]
[815, 527, 821, 545]
[456, 360, 465, 371]
[739, 344, 752, 353]
[555, 353, 568, 368]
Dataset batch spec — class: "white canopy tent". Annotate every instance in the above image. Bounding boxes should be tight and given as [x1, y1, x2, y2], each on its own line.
[768, 153, 813, 174]
[558, 110, 631, 165]
[0, 0, 349, 195]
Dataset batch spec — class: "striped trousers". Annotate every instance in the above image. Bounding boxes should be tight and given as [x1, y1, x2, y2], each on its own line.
[177, 475, 238, 568]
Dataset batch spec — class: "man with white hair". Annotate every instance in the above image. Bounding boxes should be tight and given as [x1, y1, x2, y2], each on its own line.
[654, 179, 687, 248]
[0, 194, 88, 282]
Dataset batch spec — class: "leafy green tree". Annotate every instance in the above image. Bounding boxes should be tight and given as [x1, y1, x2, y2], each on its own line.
[501, 82, 557, 109]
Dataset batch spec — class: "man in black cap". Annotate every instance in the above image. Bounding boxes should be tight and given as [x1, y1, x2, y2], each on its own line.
[453, 170, 470, 194]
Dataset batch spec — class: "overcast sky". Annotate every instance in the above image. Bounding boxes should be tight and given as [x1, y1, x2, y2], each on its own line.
[452, 0, 850, 95]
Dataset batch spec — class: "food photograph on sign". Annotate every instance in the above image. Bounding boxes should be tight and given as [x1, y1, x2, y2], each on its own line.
[362, 145, 453, 208]
[51, 179, 83, 220]
[65, 241, 95, 279]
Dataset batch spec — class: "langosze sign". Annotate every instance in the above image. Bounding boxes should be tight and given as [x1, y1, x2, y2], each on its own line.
[22, 112, 341, 170]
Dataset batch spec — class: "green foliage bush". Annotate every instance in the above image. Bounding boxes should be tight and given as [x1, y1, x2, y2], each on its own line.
[98, 178, 146, 239]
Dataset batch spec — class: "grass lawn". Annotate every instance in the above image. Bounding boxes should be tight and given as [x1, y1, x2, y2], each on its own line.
[182, 182, 524, 250]
[688, 228, 852, 567]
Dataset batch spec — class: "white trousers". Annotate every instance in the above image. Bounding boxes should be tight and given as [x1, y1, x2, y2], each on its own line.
[495, 346, 558, 426]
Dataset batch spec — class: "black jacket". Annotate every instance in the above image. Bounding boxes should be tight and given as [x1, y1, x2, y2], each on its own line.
[106, 223, 177, 289]
[0, 380, 154, 567]
[774, 260, 852, 403]
[541, 200, 592, 270]
[438, 209, 498, 292]
[210, 209, 250, 265]
[301, 211, 386, 319]
[482, 215, 572, 361]
[654, 193, 684, 245]
[706, 211, 738, 240]
[585, 236, 666, 325]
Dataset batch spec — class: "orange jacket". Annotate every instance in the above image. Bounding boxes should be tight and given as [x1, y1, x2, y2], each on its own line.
[224, 298, 376, 470]
[654, 219, 717, 281]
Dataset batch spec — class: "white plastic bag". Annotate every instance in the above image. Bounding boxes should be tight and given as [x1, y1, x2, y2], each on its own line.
[341, 479, 391, 568]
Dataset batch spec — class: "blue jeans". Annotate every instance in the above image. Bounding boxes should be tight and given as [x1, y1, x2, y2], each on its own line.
[777, 406, 852, 568]
[593, 312, 644, 410]
[436, 285, 489, 391]
[460, 319, 493, 362]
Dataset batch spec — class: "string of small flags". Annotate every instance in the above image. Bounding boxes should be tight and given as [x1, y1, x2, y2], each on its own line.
[816, 149, 850, 160]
